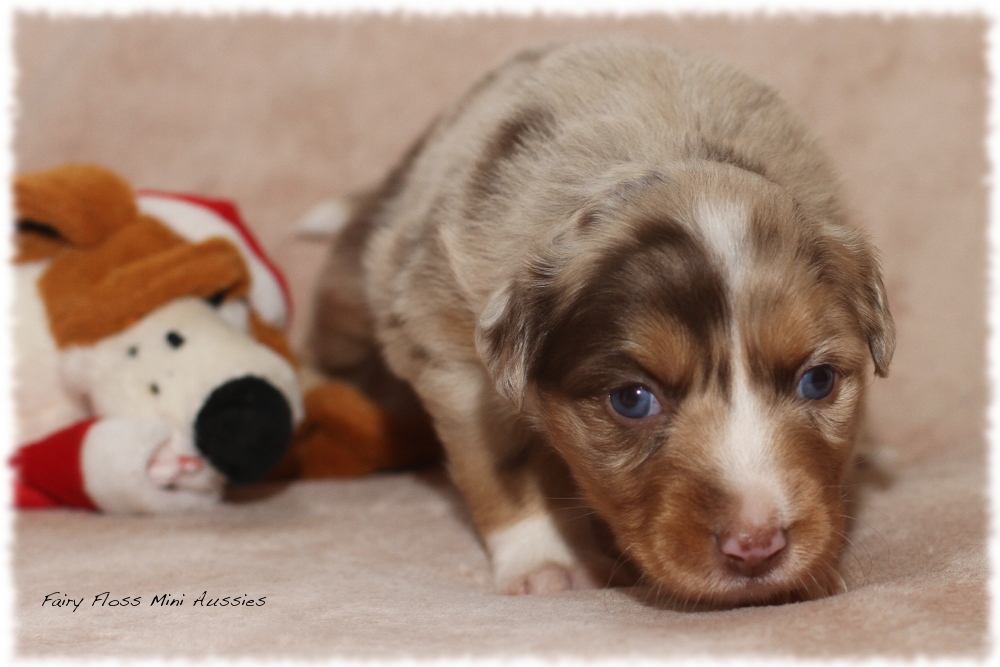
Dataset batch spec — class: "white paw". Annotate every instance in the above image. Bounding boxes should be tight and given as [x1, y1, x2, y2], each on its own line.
[81, 417, 225, 514]
[146, 429, 215, 492]
[503, 561, 603, 595]
[487, 513, 629, 595]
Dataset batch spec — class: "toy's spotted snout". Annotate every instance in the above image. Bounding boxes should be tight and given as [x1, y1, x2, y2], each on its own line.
[194, 376, 293, 484]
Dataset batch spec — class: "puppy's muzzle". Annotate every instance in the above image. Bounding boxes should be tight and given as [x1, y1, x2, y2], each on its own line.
[194, 375, 293, 484]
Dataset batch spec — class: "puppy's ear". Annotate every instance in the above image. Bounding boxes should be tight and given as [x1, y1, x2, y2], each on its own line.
[859, 255, 895, 378]
[822, 226, 896, 377]
[475, 282, 530, 408]
[475, 274, 554, 409]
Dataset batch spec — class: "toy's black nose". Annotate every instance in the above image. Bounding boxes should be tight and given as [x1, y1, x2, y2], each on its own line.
[194, 376, 293, 484]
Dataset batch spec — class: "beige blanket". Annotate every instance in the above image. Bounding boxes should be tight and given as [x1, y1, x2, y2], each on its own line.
[12, 14, 987, 658]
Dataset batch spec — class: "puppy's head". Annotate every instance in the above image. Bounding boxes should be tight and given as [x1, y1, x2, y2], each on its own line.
[476, 161, 894, 607]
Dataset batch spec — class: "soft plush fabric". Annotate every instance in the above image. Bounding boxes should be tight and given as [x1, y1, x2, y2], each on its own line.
[11, 13, 988, 657]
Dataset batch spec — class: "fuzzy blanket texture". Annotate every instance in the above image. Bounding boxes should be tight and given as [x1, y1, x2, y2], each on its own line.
[11, 14, 988, 658]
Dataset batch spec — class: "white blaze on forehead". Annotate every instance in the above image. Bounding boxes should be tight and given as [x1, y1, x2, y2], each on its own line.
[717, 341, 790, 527]
[696, 197, 789, 524]
[695, 198, 751, 289]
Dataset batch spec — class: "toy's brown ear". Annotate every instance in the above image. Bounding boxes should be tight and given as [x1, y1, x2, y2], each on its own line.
[40, 218, 252, 348]
[14, 163, 139, 263]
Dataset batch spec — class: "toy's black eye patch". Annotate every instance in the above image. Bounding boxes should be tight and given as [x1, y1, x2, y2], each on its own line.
[150, 383, 160, 396]
[205, 290, 227, 307]
[16, 219, 62, 239]
[127, 346, 138, 357]
[166, 331, 185, 349]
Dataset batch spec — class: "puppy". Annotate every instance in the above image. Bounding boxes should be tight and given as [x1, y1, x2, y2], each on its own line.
[311, 38, 894, 607]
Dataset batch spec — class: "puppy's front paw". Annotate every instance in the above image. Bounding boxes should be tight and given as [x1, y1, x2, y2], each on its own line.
[503, 561, 607, 595]
[488, 512, 630, 595]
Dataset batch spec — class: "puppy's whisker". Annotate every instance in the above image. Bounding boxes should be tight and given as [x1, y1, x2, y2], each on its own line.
[834, 513, 891, 564]
[833, 569, 849, 595]
[605, 544, 634, 589]
[837, 534, 870, 585]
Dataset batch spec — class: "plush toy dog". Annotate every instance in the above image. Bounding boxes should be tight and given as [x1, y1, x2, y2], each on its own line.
[11, 163, 437, 514]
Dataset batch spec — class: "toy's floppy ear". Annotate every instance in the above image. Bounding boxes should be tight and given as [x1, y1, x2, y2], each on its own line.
[39, 218, 252, 348]
[14, 163, 139, 263]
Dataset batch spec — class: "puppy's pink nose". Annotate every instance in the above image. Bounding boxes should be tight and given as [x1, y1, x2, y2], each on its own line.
[718, 527, 787, 577]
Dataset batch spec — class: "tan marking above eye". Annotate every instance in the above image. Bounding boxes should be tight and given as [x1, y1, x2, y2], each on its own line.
[738, 278, 869, 393]
[624, 312, 699, 390]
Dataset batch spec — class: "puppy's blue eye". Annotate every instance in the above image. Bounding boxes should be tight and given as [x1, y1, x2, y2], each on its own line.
[609, 385, 662, 419]
[798, 365, 836, 400]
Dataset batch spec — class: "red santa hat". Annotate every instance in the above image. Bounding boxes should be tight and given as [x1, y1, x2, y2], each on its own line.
[135, 190, 293, 328]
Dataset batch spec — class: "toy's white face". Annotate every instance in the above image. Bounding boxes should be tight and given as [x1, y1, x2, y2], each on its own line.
[61, 296, 304, 483]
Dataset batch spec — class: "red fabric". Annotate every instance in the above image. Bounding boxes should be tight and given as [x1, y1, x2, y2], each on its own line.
[135, 189, 294, 323]
[10, 420, 99, 510]
[14, 481, 62, 509]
